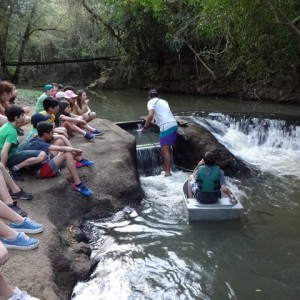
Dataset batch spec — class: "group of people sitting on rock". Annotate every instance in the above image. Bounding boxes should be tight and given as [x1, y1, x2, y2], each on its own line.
[0, 80, 104, 299]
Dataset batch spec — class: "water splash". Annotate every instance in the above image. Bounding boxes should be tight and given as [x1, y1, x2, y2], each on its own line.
[187, 115, 300, 178]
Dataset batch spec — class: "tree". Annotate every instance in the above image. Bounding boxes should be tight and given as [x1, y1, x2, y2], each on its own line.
[0, 0, 60, 82]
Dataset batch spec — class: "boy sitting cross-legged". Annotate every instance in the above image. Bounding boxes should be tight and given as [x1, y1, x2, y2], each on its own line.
[23, 121, 93, 196]
[26, 113, 95, 168]
[0, 105, 46, 181]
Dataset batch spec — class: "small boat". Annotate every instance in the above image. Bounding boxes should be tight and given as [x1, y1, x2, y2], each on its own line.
[182, 180, 243, 221]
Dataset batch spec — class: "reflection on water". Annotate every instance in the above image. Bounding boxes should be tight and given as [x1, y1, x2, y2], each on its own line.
[72, 93, 300, 300]
[88, 89, 300, 122]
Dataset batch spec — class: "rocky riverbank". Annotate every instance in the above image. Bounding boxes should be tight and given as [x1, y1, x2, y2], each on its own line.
[2, 119, 144, 299]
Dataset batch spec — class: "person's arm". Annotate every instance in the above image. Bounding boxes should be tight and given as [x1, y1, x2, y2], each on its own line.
[49, 144, 82, 155]
[0, 142, 11, 167]
[83, 100, 92, 114]
[192, 159, 205, 175]
[141, 109, 155, 133]
[0, 103, 6, 115]
[73, 103, 81, 115]
[85, 105, 92, 115]
[0, 114, 8, 126]
[221, 185, 236, 202]
[74, 102, 90, 115]
[219, 170, 236, 202]
[59, 114, 86, 125]
[52, 134, 72, 147]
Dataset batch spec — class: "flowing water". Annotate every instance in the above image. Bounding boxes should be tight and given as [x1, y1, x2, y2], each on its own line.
[72, 91, 300, 300]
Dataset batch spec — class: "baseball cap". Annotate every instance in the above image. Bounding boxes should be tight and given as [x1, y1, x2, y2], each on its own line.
[31, 113, 50, 126]
[55, 91, 70, 99]
[65, 90, 78, 98]
[44, 84, 53, 91]
[149, 89, 158, 97]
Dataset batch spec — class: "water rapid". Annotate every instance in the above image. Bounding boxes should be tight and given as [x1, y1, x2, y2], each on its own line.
[72, 113, 300, 300]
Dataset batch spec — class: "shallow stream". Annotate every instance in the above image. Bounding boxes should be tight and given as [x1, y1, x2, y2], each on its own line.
[72, 91, 300, 300]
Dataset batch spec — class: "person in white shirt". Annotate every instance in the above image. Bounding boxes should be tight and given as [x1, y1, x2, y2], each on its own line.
[141, 89, 177, 176]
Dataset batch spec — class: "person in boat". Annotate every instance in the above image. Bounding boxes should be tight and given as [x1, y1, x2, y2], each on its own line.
[141, 89, 177, 177]
[187, 151, 236, 204]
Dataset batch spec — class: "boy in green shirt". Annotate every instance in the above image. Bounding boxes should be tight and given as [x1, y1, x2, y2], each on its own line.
[35, 84, 54, 113]
[0, 105, 46, 181]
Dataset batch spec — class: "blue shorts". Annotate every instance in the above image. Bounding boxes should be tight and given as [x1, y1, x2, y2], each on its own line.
[160, 125, 177, 146]
[7, 150, 43, 167]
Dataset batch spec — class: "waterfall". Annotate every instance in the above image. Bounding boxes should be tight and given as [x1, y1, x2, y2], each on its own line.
[136, 143, 163, 176]
[185, 113, 300, 177]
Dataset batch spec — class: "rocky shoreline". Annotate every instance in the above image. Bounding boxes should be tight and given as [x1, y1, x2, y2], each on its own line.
[2, 119, 144, 299]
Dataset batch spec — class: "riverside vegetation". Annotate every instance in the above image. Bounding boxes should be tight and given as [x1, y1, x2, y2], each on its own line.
[0, 0, 299, 102]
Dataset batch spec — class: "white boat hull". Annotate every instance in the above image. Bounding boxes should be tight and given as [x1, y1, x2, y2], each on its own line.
[182, 180, 243, 221]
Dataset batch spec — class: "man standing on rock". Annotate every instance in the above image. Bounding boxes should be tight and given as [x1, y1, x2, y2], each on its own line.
[141, 89, 177, 176]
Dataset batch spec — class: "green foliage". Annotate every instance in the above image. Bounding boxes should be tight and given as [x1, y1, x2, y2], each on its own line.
[0, 0, 299, 89]
[17, 88, 40, 105]
[201, 0, 300, 81]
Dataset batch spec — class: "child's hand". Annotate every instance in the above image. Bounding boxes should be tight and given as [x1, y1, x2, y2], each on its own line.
[79, 120, 87, 125]
[73, 149, 83, 155]
[188, 174, 195, 181]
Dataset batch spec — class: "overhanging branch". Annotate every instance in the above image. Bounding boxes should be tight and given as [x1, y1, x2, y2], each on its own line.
[2, 56, 122, 66]
[265, 0, 300, 37]
[185, 42, 216, 81]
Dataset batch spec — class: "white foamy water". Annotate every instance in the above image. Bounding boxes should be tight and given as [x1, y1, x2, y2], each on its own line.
[72, 171, 241, 300]
[219, 127, 300, 177]
[72, 114, 300, 299]
[191, 116, 300, 178]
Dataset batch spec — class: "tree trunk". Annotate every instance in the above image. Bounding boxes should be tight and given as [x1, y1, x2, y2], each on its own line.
[11, 5, 37, 83]
[0, 2, 15, 80]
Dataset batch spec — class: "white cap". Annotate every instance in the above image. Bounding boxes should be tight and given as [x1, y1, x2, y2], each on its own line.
[55, 91, 70, 99]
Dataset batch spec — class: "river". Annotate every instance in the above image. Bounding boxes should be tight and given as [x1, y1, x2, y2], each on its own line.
[72, 90, 300, 300]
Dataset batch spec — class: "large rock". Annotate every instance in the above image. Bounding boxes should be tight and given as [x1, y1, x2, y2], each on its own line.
[173, 120, 252, 176]
[3, 119, 144, 299]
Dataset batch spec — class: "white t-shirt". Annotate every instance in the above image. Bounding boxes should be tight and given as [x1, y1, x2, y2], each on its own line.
[147, 98, 176, 130]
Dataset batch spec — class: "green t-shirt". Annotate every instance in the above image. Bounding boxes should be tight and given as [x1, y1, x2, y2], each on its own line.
[26, 128, 38, 141]
[0, 122, 19, 158]
[35, 93, 48, 113]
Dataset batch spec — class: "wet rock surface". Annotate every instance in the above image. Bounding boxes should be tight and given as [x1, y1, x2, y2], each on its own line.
[173, 119, 253, 176]
[2, 119, 144, 299]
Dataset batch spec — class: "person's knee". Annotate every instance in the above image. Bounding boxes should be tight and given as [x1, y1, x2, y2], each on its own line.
[64, 122, 71, 128]
[38, 151, 47, 161]
[65, 152, 74, 160]
[22, 116, 31, 126]
[54, 138, 64, 146]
